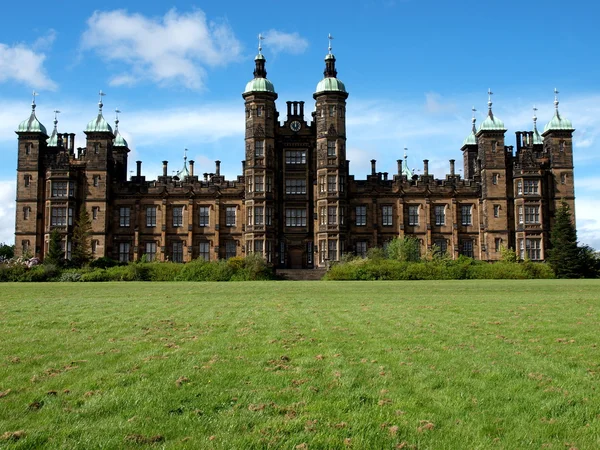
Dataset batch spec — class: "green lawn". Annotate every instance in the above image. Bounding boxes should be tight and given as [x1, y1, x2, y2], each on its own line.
[1, 280, 599, 449]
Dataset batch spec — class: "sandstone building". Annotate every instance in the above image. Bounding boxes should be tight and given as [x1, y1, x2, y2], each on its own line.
[14, 44, 576, 267]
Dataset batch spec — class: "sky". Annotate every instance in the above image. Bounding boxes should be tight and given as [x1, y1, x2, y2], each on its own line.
[1, 0, 599, 249]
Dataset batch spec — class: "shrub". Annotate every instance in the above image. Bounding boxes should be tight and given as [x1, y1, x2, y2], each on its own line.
[146, 262, 183, 281]
[59, 271, 83, 282]
[89, 257, 119, 269]
[81, 269, 111, 282]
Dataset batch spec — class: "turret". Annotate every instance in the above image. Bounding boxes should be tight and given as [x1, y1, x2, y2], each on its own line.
[461, 107, 479, 179]
[112, 108, 130, 182]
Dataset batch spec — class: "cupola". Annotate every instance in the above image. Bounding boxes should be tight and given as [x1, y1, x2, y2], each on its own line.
[479, 89, 505, 131]
[314, 34, 347, 95]
[543, 89, 574, 132]
[85, 91, 113, 133]
[17, 92, 47, 135]
[243, 34, 276, 95]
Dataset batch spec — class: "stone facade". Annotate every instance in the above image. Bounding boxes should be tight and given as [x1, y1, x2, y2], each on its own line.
[14, 52, 575, 267]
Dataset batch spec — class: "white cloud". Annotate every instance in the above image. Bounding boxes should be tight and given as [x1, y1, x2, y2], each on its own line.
[0, 181, 15, 245]
[0, 33, 57, 90]
[262, 30, 309, 55]
[81, 9, 242, 89]
[424, 92, 456, 115]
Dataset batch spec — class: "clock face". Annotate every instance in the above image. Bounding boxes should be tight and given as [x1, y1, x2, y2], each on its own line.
[290, 120, 301, 132]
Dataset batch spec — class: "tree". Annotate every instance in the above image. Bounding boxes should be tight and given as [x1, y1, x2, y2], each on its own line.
[548, 201, 582, 278]
[579, 245, 600, 278]
[0, 243, 14, 260]
[45, 229, 65, 267]
[385, 236, 421, 262]
[71, 205, 93, 267]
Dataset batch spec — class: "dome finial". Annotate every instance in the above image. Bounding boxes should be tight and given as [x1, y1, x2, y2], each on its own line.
[31, 90, 38, 110]
[53, 109, 60, 127]
[554, 88, 560, 115]
[98, 90, 106, 112]
[471, 106, 477, 133]
[328, 33, 334, 54]
[258, 33, 264, 56]
[532, 105, 538, 128]
[404, 146, 407, 160]
[487, 88, 494, 116]
[184, 148, 188, 164]
[115, 108, 121, 129]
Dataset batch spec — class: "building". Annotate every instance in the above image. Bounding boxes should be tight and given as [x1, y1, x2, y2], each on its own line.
[14, 42, 575, 267]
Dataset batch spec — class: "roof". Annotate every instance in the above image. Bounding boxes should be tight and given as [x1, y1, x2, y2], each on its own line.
[544, 112, 574, 132]
[113, 129, 128, 147]
[315, 77, 347, 94]
[17, 108, 47, 135]
[479, 113, 505, 131]
[86, 113, 113, 133]
[244, 77, 276, 94]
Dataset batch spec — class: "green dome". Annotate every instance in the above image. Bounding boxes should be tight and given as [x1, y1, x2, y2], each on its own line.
[315, 77, 347, 94]
[533, 128, 543, 144]
[86, 113, 113, 133]
[17, 109, 47, 135]
[463, 131, 477, 146]
[543, 113, 573, 132]
[244, 77, 276, 94]
[113, 130, 128, 147]
[47, 126, 59, 146]
[479, 114, 505, 131]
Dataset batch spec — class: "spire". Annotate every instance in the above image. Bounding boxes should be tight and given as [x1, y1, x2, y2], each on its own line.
[175, 148, 190, 178]
[402, 147, 413, 178]
[115, 108, 120, 131]
[253, 33, 267, 78]
[487, 88, 494, 118]
[478, 88, 505, 131]
[471, 106, 477, 134]
[553, 88, 560, 117]
[532, 106, 538, 130]
[532, 105, 543, 145]
[46, 110, 61, 146]
[31, 90, 38, 112]
[543, 88, 573, 132]
[98, 90, 105, 114]
[324, 33, 337, 78]
[113, 108, 128, 147]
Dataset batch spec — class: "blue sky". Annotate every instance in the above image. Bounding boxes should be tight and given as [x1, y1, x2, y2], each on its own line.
[1, 0, 599, 248]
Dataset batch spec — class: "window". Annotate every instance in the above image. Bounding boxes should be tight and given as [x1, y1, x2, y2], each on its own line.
[329, 105, 335, 117]
[524, 180, 539, 195]
[146, 206, 157, 227]
[356, 206, 367, 226]
[433, 239, 447, 254]
[319, 175, 326, 193]
[254, 239, 264, 256]
[339, 176, 345, 192]
[172, 242, 183, 263]
[225, 207, 236, 227]
[92, 207, 99, 220]
[517, 181, 523, 195]
[254, 206, 264, 225]
[145, 242, 157, 261]
[461, 205, 472, 226]
[25, 144, 31, 155]
[199, 242, 210, 261]
[356, 241, 367, 258]
[247, 207, 253, 226]
[266, 207, 273, 226]
[327, 141, 336, 157]
[492, 141, 497, 152]
[172, 206, 183, 227]
[93, 175, 100, 187]
[23, 207, 30, 220]
[52, 181, 68, 197]
[119, 242, 130, 263]
[328, 206, 337, 225]
[257, 106, 263, 117]
[91, 240, 98, 254]
[198, 207, 209, 227]
[494, 238, 502, 252]
[51, 207, 67, 226]
[225, 240, 236, 259]
[285, 150, 306, 164]
[68, 208, 73, 226]
[307, 242, 313, 265]
[434, 205, 445, 226]
[408, 205, 419, 226]
[286, 209, 307, 227]
[382, 206, 393, 226]
[286, 179, 307, 195]
[254, 175, 264, 192]
[559, 141, 565, 152]
[525, 206, 540, 224]
[247, 175, 253, 193]
[254, 141, 264, 157]
[525, 238, 541, 260]
[66, 240, 72, 260]
[340, 206, 345, 225]
[327, 175, 337, 192]
[518, 206, 524, 224]
[320, 206, 327, 225]
[319, 240, 326, 263]
[24, 175, 31, 187]
[328, 240, 337, 261]
[560, 173, 567, 185]
[22, 240, 30, 255]
[119, 207, 130, 227]
[266, 176, 272, 192]
[69, 183, 75, 198]
[494, 205, 500, 218]
[461, 240, 473, 258]
[492, 173, 498, 185]
[94, 143, 99, 154]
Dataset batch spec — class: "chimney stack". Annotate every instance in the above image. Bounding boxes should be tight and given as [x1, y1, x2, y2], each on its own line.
[162, 161, 168, 177]
[397, 159, 402, 176]
[189, 160, 194, 177]
[449, 159, 455, 176]
[242, 160, 246, 172]
[423, 159, 429, 176]
[215, 160, 221, 177]
[371, 159, 376, 175]
[383, 172, 388, 181]
[136, 160, 142, 177]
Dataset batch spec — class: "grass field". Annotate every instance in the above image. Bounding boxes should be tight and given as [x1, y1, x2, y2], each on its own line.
[1, 280, 599, 449]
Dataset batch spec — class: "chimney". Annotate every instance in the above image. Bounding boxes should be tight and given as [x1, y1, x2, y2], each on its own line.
[203, 173, 208, 181]
[215, 160, 221, 177]
[189, 160, 194, 177]
[371, 159, 376, 175]
[346, 159, 350, 175]
[300, 101, 305, 117]
[423, 159, 429, 176]
[397, 159, 402, 175]
[162, 160, 168, 177]
[242, 160, 246, 172]
[69, 134, 75, 152]
[383, 172, 388, 181]
[136, 160, 142, 177]
[449, 159, 455, 176]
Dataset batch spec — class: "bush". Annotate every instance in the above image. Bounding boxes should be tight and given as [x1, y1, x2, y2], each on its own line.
[89, 257, 120, 269]
[81, 269, 111, 282]
[59, 271, 83, 282]
[146, 262, 183, 281]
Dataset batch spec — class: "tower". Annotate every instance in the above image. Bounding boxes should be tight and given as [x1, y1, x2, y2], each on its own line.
[475, 90, 510, 260]
[81, 91, 115, 258]
[242, 35, 278, 263]
[15, 93, 48, 258]
[313, 35, 349, 266]
[112, 108, 130, 182]
[461, 107, 479, 180]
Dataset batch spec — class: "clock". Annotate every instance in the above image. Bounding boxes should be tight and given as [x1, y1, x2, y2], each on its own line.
[290, 120, 301, 132]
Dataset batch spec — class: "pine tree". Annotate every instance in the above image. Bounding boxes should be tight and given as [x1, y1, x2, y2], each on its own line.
[45, 229, 65, 267]
[548, 201, 582, 278]
[71, 205, 92, 267]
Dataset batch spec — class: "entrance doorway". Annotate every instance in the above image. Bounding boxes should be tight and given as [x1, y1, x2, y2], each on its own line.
[289, 248, 303, 269]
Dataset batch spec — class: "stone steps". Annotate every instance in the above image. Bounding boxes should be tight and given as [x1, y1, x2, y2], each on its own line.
[276, 269, 326, 281]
